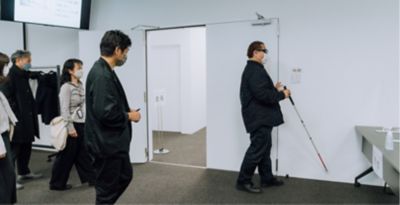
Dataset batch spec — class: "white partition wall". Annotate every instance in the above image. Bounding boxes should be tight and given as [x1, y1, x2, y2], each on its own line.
[79, 30, 148, 163]
[206, 15, 398, 185]
[0, 21, 23, 73]
[79, 0, 397, 185]
[206, 20, 279, 172]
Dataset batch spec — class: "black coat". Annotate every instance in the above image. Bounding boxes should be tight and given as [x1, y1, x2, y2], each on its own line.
[85, 58, 132, 158]
[36, 71, 59, 124]
[3, 65, 40, 142]
[240, 60, 285, 133]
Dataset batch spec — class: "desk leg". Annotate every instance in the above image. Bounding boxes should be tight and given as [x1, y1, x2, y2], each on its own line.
[354, 166, 373, 187]
[383, 183, 395, 195]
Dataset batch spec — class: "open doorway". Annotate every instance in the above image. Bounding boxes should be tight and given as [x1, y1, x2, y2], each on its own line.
[146, 26, 207, 167]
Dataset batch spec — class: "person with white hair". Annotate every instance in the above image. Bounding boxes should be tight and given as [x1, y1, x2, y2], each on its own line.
[5, 50, 43, 190]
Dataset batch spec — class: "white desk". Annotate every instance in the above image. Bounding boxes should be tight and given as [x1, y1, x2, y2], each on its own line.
[355, 126, 399, 195]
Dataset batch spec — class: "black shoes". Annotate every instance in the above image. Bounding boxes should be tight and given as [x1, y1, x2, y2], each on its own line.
[261, 177, 284, 187]
[236, 183, 262, 194]
[236, 178, 284, 193]
[49, 184, 73, 191]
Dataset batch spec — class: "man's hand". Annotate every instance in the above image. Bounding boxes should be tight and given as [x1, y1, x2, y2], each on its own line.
[283, 89, 291, 99]
[275, 82, 284, 91]
[69, 129, 78, 138]
[128, 110, 141, 123]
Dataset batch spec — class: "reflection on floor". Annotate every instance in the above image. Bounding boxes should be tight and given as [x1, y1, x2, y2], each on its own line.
[152, 127, 206, 167]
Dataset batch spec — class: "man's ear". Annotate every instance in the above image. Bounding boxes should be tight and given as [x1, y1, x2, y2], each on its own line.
[114, 47, 122, 56]
[252, 50, 257, 58]
[15, 58, 20, 65]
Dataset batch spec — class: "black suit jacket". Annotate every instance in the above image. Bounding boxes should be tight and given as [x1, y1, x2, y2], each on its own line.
[3, 65, 40, 142]
[85, 58, 132, 158]
[240, 60, 285, 133]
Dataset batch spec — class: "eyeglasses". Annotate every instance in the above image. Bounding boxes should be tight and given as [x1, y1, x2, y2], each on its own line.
[257, 49, 268, 54]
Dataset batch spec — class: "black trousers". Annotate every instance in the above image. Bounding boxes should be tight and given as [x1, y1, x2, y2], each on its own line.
[11, 141, 32, 176]
[237, 126, 274, 185]
[93, 152, 133, 205]
[0, 132, 17, 204]
[50, 123, 95, 188]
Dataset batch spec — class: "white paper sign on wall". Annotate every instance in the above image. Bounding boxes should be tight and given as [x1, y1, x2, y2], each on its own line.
[291, 68, 302, 84]
[372, 145, 383, 178]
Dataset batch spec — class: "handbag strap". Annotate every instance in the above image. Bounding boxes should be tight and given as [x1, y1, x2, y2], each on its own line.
[70, 102, 83, 119]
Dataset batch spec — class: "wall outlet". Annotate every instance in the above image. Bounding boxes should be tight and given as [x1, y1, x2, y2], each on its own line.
[291, 67, 302, 84]
[154, 89, 167, 105]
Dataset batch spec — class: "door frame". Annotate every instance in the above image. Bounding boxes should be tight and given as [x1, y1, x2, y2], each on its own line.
[144, 24, 206, 162]
[143, 18, 280, 166]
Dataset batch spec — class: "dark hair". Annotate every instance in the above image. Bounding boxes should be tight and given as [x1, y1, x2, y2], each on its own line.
[11, 50, 31, 64]
[60, 58, 83, 85]
[0, 52, 10, 83]
[247, 41, 264, 58]
[100, 30, 132, 57]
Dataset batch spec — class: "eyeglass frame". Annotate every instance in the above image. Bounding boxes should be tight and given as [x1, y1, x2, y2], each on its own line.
[256, 48, 268, 54]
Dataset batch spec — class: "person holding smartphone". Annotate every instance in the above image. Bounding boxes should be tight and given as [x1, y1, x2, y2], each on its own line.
[85, 30, 141, 204]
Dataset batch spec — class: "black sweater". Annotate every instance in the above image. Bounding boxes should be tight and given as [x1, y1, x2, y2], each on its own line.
[240, 60, 285, 133]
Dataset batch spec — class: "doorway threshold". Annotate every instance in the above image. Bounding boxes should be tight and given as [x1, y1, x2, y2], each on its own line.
[150, 161, 206, 170]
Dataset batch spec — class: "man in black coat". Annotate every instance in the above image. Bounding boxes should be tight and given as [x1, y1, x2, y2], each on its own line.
[236, 41, 291, 193]
[5, 50, 43, 189]
[85, 30, 141, 204]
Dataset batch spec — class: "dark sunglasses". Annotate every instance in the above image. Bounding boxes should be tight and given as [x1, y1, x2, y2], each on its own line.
[257, 49, 268, 54]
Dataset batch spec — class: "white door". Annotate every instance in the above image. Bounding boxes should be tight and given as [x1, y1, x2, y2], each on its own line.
[79, 30, 148, 163]
[206, 20, 280, 171]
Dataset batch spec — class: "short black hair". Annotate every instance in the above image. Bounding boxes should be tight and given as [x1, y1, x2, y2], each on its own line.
[60, 58, 83, 85]
[11, 50, 31, 63]
[100, 30, 132, 57]
[247, 41, 264, 58]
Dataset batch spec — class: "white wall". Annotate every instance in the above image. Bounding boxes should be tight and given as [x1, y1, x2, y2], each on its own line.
[1, 0, 395, 184]
[0, 20, 80, 147]
[0, 21, 79, 70]
[90, 0, 399, 185]
[148, 27, 206, 134]
[78, 30, 149, 163]
[0, 21, 23, 72]
[25, 24, 79, 67]
[27, 24, 79, 147]
[187, 27, 207, 134]
[206, 20, 280, 176]
[149, 44, 182, 132]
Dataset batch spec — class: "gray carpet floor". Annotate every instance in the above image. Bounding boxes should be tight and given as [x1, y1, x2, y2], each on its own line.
[152, 128, 206, 167]
[14, 151, 399, 204]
